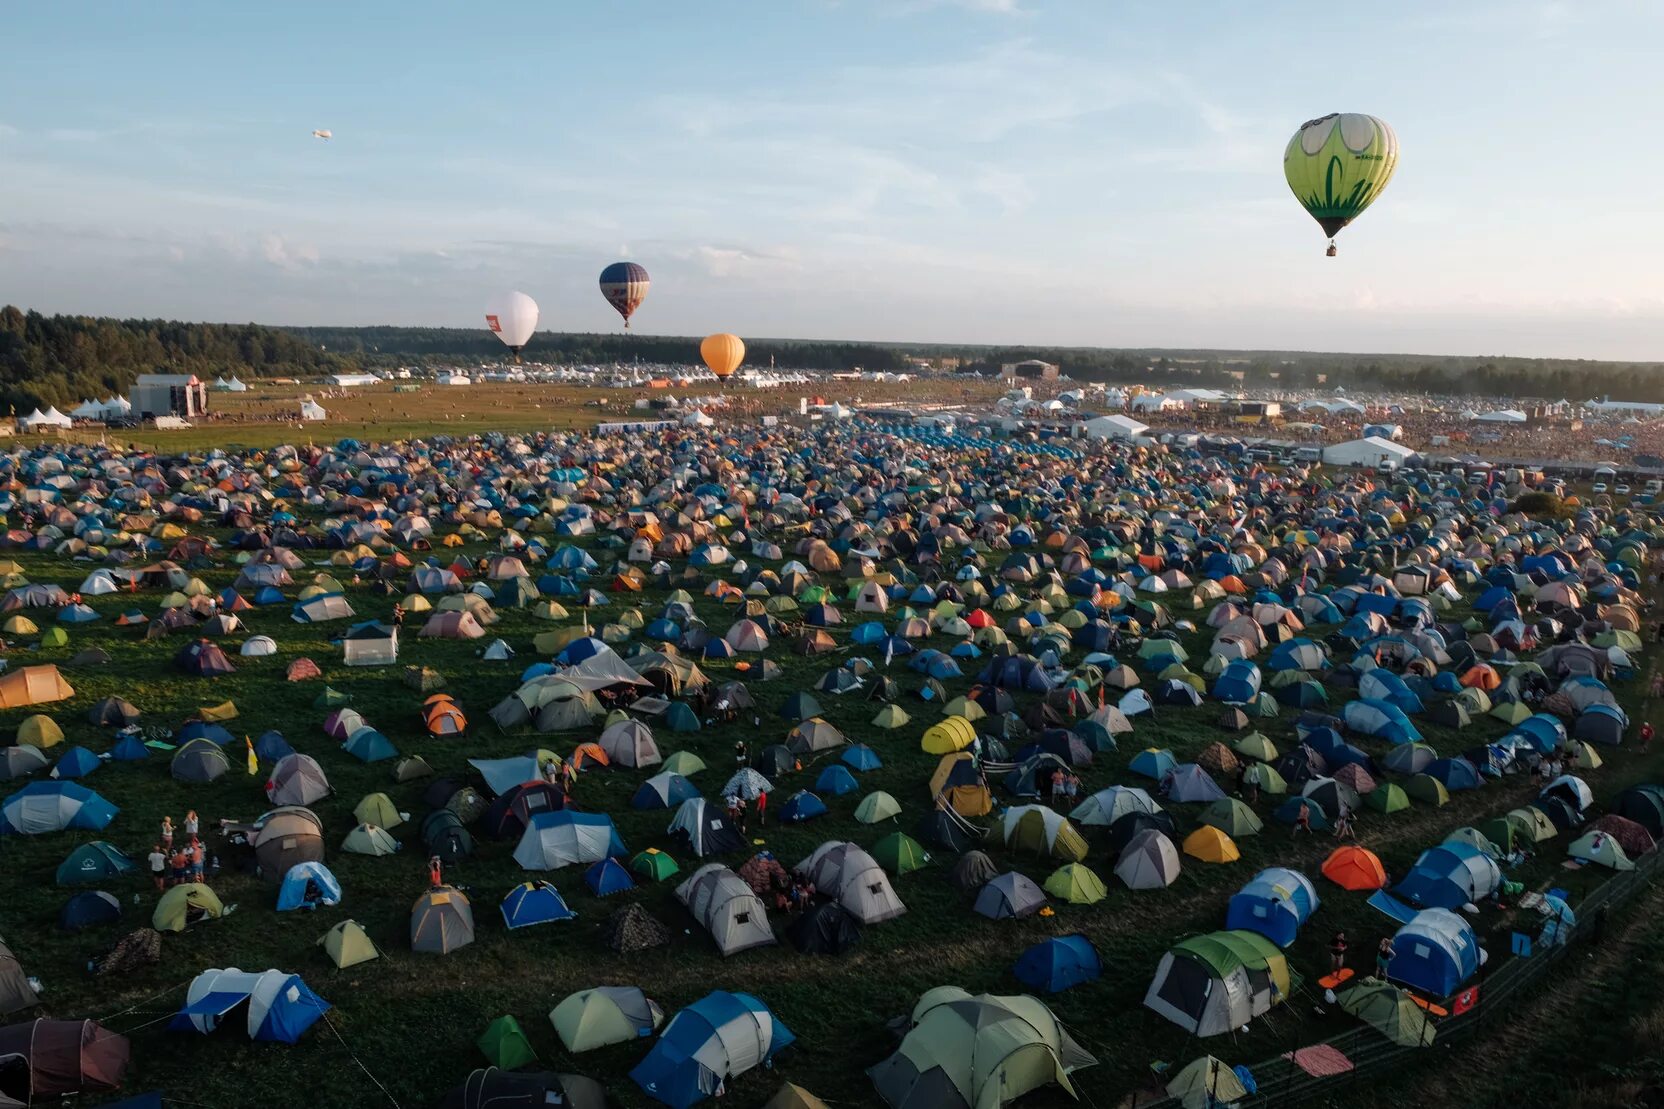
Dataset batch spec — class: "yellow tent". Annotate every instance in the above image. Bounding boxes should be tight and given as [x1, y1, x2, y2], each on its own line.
[1, 616, 38, 636]
[1182, 826, 1240, 863]
[16, 714, 64, 748]
[921, 716, 977, 754]
[199, 701, 238, 722]
[153, 882, 225, 932]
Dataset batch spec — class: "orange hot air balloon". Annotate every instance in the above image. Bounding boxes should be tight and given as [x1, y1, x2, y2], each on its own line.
[700, 333, 745, 380]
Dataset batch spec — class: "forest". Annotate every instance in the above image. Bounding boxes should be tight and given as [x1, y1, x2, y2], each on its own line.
[4, 306, 1662, 410]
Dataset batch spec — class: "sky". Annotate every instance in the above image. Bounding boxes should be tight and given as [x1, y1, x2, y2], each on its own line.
[3, 0, 1663, 360]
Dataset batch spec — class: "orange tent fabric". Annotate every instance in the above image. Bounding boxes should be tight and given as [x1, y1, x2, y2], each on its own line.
[1321, 846, 1387, 891]
[1460, 665, 1500, 691]
[0, 665, 74, 708]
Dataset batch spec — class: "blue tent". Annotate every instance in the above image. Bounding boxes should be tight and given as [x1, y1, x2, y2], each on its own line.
[254, 731, 295, 761]
[1225, 867, 1320, 947]
[777, 791, 828, 823]
[1212, 660, 1262, 704]
[56, 840, 134, 886]
[110, 735, 149, 762]
[1013, 934, 1101, 993]
[1394, 842, 1501, 910]
[850, 622, 888, 646]
[841, 745, 882, 772]
[1388, 909, 1480, 996]
[1129, 748, 1177, 780]
[814, 764, 859, 797]
[1358, 670, 1423, 714]
[1342, 698, 1423, 744]
[1, 781, 119, 834]
[59, 889, 122, 932]
[343, 728, 397, 763]
[501, 881, 577, 928]
[178, 721, 235, 746]
[1425, 757, 1481, 792]
[276, 861, 342, 911]
[53, 745, 101, 780]
[1271, 796, 1331, 831]
[631, 773, 700, 810]
[630, 991, 794, 1108]
[171, 969, 331, 1044]
[584, 857, 636, 896]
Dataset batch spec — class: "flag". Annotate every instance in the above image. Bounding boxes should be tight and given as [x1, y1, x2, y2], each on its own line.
[245, 736, 259, 776]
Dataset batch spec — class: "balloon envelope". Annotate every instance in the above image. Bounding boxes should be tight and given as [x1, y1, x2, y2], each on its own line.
[599, 262, 650, 326]
[701, 333, 745, 379]
[1284, 113, 1399, 241]
[485, 292, 540, 352]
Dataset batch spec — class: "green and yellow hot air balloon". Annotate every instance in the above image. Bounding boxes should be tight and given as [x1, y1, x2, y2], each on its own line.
[1284, 113, 1399, 256]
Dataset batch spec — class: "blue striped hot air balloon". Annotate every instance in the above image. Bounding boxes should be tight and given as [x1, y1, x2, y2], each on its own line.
[599, 262, 650, 327]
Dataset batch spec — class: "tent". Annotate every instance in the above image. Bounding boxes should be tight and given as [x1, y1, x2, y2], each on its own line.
[1388, 909, 1480, 997]
[0, 1019, 129, 1098]
[1115, 829, 1181, 889]
[1144, 930, 1290, 1036]
[786, 901, 863, 955]
[266, 754, 330, 806]
[276, 860, 342, 911]
[1014, 934, 1102, 993]
[0, 939, 40, 1016]
[1394, 842, 1502, 910]
[1225, 867, 1320, 947]
[550, 986, 663, 1053]
[795, 841, 906, 924]
[478, 1015, 536, 1070]
[1000, 805, 1089, 862]
[55, 841, 134, 886]
[514, 811, 626, 870]
[667, 798, 746, 857]
[411, 886, 475, 954]
[973, 871, 1048, 919]
[675, 864, 777, 956]
[1, 781, 118, 835]
[1322, 846, 1388, 890]
[0, 665, 74, 708]
[629, 991, 794, 1108]
[318, 921, 378, 968]
[170, 968, 330, 1043]
[152, 883, 225, 932]
[868, 988, 1095, 1108]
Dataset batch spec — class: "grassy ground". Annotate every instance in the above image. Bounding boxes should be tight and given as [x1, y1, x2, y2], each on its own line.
[36, 377, 1011, 453]
[1, 518, 1660, 1108]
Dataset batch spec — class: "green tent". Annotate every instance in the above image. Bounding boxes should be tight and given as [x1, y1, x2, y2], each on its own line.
[661, 751, 706, 776]
[871, 704, 910, 729]
[663, 702, 700, 733]
[478, 1014, 537, 1069]
[1165, 1055, 1247, 1109]
[318, 920, 379, 968]
[1243, 762, 1288, 794]
[854, 791, 901, 824]
[630, 848, 680, 882]
[1200, 799, 1263, 838]
[1403, 774, 1450, 807]
[872, 832, 931, 875]
[1364, 782, 1410, 814]
[1338, 978, 1436, 1047]
[1231, 732, 1279, 762]
[38, 627, 69, 648]
[314, 686, 353, 709]
[1043, 863, 1107, 905]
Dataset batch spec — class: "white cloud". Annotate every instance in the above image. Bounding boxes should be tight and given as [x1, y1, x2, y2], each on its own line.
[260, 234, 319, 270]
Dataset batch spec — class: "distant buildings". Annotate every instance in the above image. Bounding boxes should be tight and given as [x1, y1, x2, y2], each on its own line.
[1001, 359, 1060, 381]
[129, 373, 208, 419]
[1080, 414, 1150, 441]
[328, 373, 380, 387]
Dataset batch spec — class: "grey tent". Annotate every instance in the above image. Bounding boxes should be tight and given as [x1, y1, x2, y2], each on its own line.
[252, 807, 325, 882]
[1164, 764, 1227, 803]
[794, 842, 906, 924]
[950, 850, 999, 891]
[0, 938, 41, 1016]
[410, 886, 475, 954]
[1115, 829, 1181, 890]
[266, 753, 330, 806]
[0, 746, 49, 781]
[666, 798, 746, 857]
[972, 872, 1047, 919]
[598, 719, 661, 768]
[170, 738, 230, 783]
[675, 863, 777, 956]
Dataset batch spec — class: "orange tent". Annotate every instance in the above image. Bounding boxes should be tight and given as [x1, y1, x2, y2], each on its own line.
[1460, 665, 1500, 691]
[1218, 575, 1247, 594]
[1321, 846, 1387, 891]
[286, 658, 322, 682]
[0, 665, 74, 709]
[569, 742, 610, 771]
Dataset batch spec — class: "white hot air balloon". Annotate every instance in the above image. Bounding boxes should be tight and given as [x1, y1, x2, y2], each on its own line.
[484, 291, 539, 363]
[311, 129, 332, 140]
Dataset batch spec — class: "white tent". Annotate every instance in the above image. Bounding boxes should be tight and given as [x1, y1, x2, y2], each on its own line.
[299, 399, 328, 422]
[1081, 414, 1150, 441]
[1322, 437, 1417, 471]
[70, 400, 105, 420]
[682, 409, 715, 428]
[1473, 409, 1527, 423]
[341, 623, 397, 666]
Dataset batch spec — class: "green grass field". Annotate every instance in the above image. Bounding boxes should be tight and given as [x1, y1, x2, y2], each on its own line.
[2, 524, 1661, 1109]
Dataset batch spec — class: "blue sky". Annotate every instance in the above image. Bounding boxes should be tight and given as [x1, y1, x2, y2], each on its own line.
[3, 0, 1661, 359]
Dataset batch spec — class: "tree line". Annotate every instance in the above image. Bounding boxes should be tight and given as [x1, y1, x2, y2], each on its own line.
[3, 306, 1660, 411]
[0, 307, 345, 412]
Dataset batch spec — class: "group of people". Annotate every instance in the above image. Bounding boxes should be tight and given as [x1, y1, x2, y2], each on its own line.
[725, 791, 767, 836]
[147, 810, 214, 890]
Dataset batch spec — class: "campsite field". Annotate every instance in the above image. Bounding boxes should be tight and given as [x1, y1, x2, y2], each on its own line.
[4, 516, 1663, 1109]
[51, 376, 1012, 454]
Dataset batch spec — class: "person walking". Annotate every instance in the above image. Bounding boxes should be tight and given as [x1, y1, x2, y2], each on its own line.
[755, 790, 768, 828]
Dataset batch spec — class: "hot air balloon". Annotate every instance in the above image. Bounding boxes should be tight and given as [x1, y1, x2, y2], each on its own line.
[1284, 113, 1399, 256]
[484, 291, 539, 363]
[700, 333, 745, 381]
[598, 262, 650, 327]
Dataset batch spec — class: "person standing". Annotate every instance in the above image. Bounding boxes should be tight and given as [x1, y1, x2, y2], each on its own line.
[147, 844, 167, 892]
[755, 790, 768, 828]
[160, 815, 174, 851]
[1641, 721, 1656, 754]
[1376, 935, 1396, 980]
[183, 810, 199, 840]
[1328, 931, 1349, 976]
[428, 855, 443, 888]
